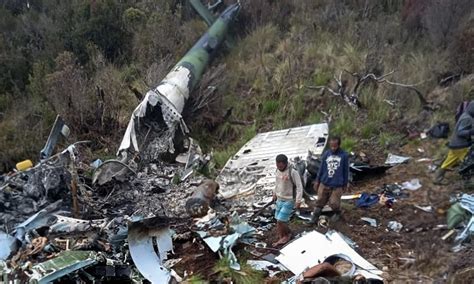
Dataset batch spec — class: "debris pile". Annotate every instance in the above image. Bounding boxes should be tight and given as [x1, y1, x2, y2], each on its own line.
[446, 194, 474, 252]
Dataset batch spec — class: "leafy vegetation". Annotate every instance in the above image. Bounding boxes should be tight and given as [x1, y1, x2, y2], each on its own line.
[213, 258, 264, 284]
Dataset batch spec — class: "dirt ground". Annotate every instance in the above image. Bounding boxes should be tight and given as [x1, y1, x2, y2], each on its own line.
[171, 138, 473, 283]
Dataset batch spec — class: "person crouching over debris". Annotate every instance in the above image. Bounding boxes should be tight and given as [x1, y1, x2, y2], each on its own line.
[310, 136, 349, 224]
[272, 154, 303, 246]
[434, 100, 474, 184]
[185, 179, 220, 217]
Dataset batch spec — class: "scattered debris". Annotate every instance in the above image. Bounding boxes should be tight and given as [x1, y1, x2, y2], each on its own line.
[128, 216, 175, 283]
[387, 221, 403, 233]
[180, 139, 210, 181]
[247, 260, 287, 277]
[197, 212, 256, 270]
[414, 205, 434, 213]
[385, 153, 410, 165]
[0, 232, 16, 261]
[27, 251, 98, 284]
[40, 115, 71, 160]
[378, 183, 410, 199]
[361, 217, 377, 227]
[452, 194, 474, 249]
[401, 179, 422, 191]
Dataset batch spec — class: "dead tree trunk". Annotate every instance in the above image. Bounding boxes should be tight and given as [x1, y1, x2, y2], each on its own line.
[306, 70, 430, 110]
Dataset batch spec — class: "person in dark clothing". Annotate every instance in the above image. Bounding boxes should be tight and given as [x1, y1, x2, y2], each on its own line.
[310, 136, 350, 223]
[434, 101, 474, 184]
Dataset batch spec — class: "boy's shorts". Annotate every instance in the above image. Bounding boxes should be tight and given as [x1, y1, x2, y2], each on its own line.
[275, 199, 294, 222]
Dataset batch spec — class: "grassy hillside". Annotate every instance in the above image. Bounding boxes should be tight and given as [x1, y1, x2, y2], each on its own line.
[0, 0, 473, 171]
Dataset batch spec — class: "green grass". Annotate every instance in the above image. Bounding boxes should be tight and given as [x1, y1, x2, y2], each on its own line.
[378, 131, 401, 148]
[261, 99, 280, 115]
[213, 147, 238, 169]
[331, 110, 356, 137]
[313, 70, 332, 86]
[213, 258, 264, 284]
[287, 92, 306, 122]
[184, 274, 208, 284]
[213, 124, 256, 169]
[361, 121, 378, 139]
[305, 111, 323, 125]
[341, 137, 357, 152]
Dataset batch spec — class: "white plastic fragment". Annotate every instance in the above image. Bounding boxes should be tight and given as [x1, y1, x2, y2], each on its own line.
[401, 179, 422, 191]
[247, 260, 287, 277]
[385, 153, 410, 165]
[387, 221, 403, 232]
[361, 217, 377, 227]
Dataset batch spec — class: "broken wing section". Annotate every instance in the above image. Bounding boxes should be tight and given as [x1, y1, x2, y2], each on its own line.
[216, 123, 329, 200]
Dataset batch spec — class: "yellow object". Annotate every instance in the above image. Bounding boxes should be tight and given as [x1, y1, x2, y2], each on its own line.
[441, 148, 469, 169]
[16, 159, 33, 171]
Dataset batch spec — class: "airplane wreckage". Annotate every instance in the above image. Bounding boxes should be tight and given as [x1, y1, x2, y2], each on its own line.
[0, 1, 403, 283]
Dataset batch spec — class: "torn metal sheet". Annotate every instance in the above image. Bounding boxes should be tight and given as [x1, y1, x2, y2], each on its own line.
[181, 139, 206, 181]
[92, 159, 136, 185]
[14, 200, 62, 241]
[361, 217, 377, 227]
[247, 260, 287, 277]
[217, 124, 328, 199]
[221, 233, 240, 270]
[276, 230, 382, 281]
[49, 215, 107, 234]
[385, 153, 410, 165]
[198, 213, 256, 270]
[459, 193, 474, 213]
[40, 115, 70, 160]
[28, 251, 98, 284]
[454, 194, 474, 244]
[0, 232, 16, 261]
[128, 216, 173, 283]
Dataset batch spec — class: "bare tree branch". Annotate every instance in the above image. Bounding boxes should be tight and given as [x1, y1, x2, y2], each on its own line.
[305, 85, 340, 97]
[306, 69, 429, 110]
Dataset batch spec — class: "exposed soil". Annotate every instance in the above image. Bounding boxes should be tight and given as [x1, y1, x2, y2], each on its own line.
[171, 138, 473, 283]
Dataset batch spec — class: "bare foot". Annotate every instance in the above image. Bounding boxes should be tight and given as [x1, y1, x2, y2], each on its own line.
[279, 234, 291, 245]
[272, 235, 292, 247]
[272, 238, 285, 247]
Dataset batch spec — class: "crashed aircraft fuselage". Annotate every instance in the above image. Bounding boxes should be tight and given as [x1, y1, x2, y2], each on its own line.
[118, 3, 240, 161]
